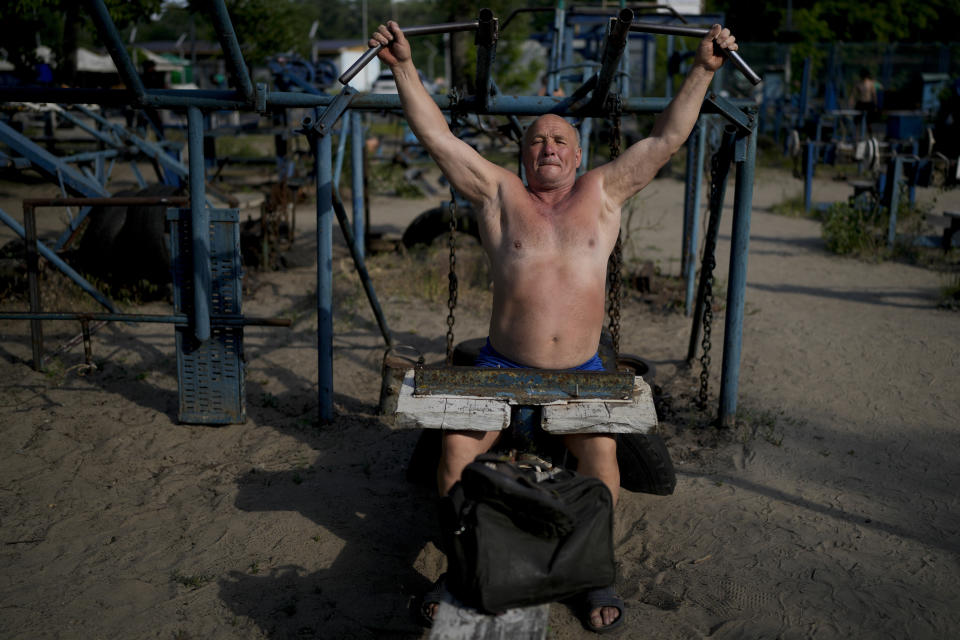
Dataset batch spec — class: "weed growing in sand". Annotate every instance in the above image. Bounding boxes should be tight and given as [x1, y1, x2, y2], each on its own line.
[821, 202, 883, 256]
[260, 392, 279, 409]
[248, 560, 260, 574]
[733, 407, 805, 446]
[770, 195, 815, 218]
[171, 571, 214, 590]
[939, 273, 960, 310]
[42, 358, 67, 385]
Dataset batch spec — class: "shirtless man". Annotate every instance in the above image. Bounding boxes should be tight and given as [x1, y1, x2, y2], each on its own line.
[370, 20, 737, 632]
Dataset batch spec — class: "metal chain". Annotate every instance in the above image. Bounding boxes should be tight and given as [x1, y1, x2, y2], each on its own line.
[606, 103, 623, 358]
[445, 196, 459, 365]
[697, 146, 722, 410]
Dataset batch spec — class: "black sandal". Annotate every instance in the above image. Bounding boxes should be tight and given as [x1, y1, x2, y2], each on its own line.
[417, 573, 449, 628]
[577, 586, 624, 634]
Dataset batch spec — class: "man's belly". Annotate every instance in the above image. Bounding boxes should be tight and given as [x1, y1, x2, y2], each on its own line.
[488, 269, 607, 369]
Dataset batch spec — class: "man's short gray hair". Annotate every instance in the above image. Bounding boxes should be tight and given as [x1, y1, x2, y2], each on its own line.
[522, 115, 582, 149]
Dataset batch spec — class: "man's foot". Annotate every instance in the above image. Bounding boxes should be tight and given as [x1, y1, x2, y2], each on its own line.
[577, 586, 624, 634]
[416, 574, 448, 627]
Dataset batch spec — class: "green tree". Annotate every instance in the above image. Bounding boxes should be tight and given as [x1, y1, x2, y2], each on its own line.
[2, 0, 162, 84]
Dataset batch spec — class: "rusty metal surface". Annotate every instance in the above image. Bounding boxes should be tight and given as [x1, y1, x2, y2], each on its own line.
[413, 366, 634, 403]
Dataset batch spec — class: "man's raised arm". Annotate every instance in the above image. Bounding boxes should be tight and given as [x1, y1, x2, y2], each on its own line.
[598, 25, 738, 206]
[370, 21, 506, 205]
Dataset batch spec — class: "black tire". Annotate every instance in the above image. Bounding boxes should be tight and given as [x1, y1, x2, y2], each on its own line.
[616, 433, 676, 495]
[452, 337, 486, 366]
[406, 429, 442, 488]
[401, 206, 480, 249]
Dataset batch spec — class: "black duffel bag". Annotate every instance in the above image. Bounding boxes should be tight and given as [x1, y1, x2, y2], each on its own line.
[439, 454, 615, 613]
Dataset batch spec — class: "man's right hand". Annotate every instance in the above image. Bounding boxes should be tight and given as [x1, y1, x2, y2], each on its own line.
[370, 21, 411, 68]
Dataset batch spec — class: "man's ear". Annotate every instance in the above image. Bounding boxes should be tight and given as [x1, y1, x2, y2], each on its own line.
[576, 146, 582, 168]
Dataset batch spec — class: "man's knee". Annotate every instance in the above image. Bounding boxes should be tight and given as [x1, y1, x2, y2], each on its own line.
[564, 433, 620, 503]
[437, 430, 500, 495]
[564, 433, 618, 462]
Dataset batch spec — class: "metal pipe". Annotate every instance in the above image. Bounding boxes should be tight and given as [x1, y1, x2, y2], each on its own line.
[0, 120, 108, 198]
[315, 127, 334, 422]
[474, 9, 498, 113]
[592, 8, 634, 108]
[339, 20, 481, 85]
[24, 196, 188, 207]
[0, 311, 291, 326]
[719, 126, 758, 426]
[187, 106, 211, 341]
[0, 206, 118, 314]
[86, 0, 146, 98]
[803, 140, 815, 213]
[209, 0, 255, 103]
[548, 2, 567, 96]
[331, 189, 393, 347]
[886, 156, 904, 248]
[333, 111, 350, 188]
[24, 204, 44, 370]
[350, 110, 366, 260]
[628, 21, 762, 86]
[0, 88, 755, 118]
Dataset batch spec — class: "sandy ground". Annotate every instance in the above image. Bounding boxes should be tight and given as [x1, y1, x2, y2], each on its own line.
[1, 149, 959, 640]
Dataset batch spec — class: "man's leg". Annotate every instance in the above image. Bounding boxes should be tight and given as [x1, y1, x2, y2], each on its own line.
[422, 429, 501, 624]
[564, 433, 622, 630]
[563, 433, 620, 505]
[437, 430, 502, 496]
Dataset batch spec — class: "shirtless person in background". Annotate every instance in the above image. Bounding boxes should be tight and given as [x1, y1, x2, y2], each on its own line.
[371, 20, 737, 633]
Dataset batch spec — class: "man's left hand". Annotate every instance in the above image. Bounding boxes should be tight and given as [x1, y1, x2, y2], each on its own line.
[696, 24, 737, 73]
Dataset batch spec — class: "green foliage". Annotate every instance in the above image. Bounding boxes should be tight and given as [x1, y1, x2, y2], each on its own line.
[367, 162, 424, 198]
[218, 0, 311, 62]
[706, 0, 960, 44]
[821, 201, 882, 256]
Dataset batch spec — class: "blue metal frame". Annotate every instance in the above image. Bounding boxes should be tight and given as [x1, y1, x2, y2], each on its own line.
[0, 0, 760, 427]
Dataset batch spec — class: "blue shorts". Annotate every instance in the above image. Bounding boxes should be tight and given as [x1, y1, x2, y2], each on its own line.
[475, 338, 605, 371]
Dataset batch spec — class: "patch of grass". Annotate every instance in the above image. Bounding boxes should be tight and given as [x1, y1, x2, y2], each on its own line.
[770, 195, 813, 218]
[821, 201, 884, 257]
[939, 272, 960, 310]
[260, 392, 279, 409]
[368, 240, 491, 311]
[216, 133, 275, 158]
[368, 162, 424, 198]
[42, 358, 67, 385]
[733, 407, 807, 447]
[172, 571, 214, 590]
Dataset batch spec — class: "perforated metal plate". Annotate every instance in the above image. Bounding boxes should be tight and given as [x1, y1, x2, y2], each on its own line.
[169, 208, 245, 424]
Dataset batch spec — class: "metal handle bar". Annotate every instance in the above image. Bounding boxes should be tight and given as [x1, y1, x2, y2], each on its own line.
[339, 20, 481, 85]
[628, 20, 762, 86]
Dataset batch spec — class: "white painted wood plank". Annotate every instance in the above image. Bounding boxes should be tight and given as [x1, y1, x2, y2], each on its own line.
[542, 377, 658, 434]
[430, 599, 550, 640]
[395, 371, 657, 434]
[395, 370, 510, 431]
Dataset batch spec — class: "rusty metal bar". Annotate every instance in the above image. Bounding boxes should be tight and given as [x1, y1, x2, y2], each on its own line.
[413, 366, 635, 403]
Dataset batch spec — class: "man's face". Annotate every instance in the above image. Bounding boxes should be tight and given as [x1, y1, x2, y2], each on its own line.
[522, 115, 582, 188]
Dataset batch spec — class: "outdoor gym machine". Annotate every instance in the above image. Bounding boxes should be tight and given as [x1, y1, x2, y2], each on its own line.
[0, 1, 761, 427]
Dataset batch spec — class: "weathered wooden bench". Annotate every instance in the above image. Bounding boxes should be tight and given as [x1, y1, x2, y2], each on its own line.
[395, 366, 657, 435]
